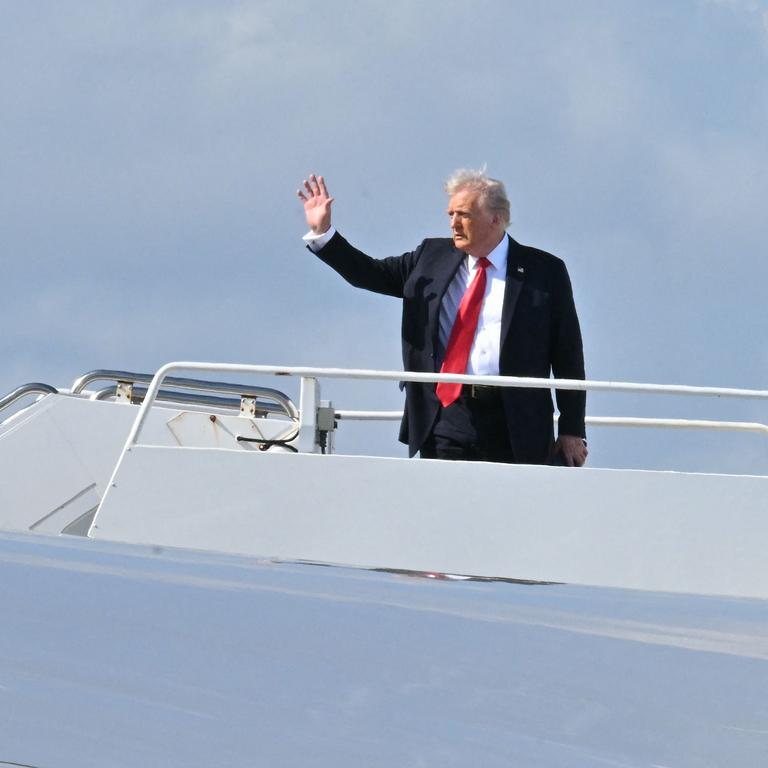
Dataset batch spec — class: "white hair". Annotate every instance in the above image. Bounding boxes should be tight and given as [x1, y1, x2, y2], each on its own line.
[444, 167, 511, 227]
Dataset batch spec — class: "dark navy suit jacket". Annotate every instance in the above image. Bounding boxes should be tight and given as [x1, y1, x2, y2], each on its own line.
[312, 232, 586, 463]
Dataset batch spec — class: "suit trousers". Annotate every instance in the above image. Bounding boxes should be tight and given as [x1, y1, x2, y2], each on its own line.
[420, 387, 516, 463]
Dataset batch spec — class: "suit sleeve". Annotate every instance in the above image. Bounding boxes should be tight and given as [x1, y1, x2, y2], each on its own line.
[551, 261, 586, 438]
[309, 231, 420, 299]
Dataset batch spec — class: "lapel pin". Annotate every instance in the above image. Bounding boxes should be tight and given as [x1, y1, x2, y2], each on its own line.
[517, 266, 524, 274]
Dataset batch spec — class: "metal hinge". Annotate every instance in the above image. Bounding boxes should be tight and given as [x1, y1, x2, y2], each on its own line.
[115, 381, 134, 403]
[240, 396, 258, 418]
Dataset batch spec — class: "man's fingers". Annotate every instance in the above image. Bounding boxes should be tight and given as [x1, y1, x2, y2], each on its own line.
[573, 445, 587, 467]
[298, 175, 332, 215]
[558, 436, 588, 467]
[300, 174, 330, 199]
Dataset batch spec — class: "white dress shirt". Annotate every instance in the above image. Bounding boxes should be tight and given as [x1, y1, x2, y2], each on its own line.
[439, 237, 507, 376]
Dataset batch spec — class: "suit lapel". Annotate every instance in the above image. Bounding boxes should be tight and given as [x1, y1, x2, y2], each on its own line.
[426, 238, 525, 368]
[429, 246, 465, 369]
[500, 235, 525, 347]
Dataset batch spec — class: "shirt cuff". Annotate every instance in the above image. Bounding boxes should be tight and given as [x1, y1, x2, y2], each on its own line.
[303, 227, 336, 252]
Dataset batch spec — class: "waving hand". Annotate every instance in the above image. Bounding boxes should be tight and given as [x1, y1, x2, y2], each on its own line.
[297, 174, 335, 235]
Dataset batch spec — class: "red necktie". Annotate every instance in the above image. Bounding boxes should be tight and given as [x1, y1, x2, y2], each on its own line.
[436, 257, 491, 407]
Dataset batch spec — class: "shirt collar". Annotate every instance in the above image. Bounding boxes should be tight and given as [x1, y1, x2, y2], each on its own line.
[468, 235, 508, 274]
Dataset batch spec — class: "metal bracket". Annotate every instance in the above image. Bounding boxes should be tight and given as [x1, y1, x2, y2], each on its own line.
[317, 403, 336, 433]
[297, 377, 320, 453]
[317, 400, 336, 454]
[115, 381, 134, 404]
[240, 396, 258, 419]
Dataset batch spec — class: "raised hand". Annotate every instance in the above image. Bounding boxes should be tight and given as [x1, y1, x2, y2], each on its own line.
[297, 174, 335, 235]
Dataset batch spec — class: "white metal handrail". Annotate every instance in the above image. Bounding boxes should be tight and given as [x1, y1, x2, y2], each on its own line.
[0, 383, 58, 416]
[335, 410, 768, 435]
[586, 416, 768, 434]
[120, 362, 768, 450]
[71, 369, 298, 419]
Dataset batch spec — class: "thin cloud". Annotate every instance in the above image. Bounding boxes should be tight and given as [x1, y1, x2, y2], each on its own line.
[705, 0, 768, 46]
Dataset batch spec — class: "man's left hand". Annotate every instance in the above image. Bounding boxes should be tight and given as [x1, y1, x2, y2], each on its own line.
[556, 435, 588, 467]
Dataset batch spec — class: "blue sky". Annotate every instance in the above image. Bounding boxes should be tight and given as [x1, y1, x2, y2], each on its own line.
[2, 0, 767, 472]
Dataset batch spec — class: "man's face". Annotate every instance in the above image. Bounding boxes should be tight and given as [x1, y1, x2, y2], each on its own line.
[447, 189, 502, 257]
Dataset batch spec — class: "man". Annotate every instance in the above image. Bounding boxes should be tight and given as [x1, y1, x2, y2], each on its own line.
[298, 170, 587, 467]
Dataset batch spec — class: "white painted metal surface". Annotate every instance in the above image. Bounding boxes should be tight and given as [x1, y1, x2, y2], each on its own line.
[1, 530, 766, 768]
[3, 361, 767, 600]
[0, 391, 295, 534]
[92, 447, 768, 598]
[0, 396, 136, 534]
[2, 363, 768, 766]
